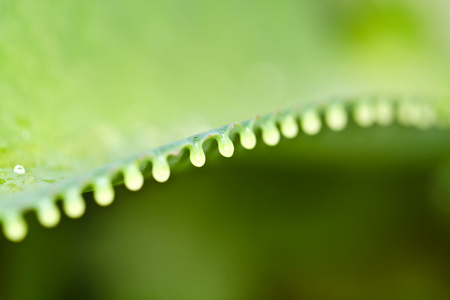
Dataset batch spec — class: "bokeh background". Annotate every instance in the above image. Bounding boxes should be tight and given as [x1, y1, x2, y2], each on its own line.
[1, 0, 450, 299]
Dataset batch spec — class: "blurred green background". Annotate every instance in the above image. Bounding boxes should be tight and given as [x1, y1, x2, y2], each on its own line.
[1, 0, 450, 170]
[2, 0, 450, 299]
[2, 126, 450, 299]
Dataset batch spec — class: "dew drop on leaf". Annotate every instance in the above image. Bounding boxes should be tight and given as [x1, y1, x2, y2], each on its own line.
[94, 177, 115, 206]
[240, 127, 257, 150]
[301, 110, 321, 135]
[262, 121, 281, 146]
[13, 165, 25, 175]
[2, 213, 28, 242]
[124, 164, 144, 191]
[280, 115, 298, 139]
[218, 135, 234, 158]
[325, 105, 347, 131]
[189, 144, 206, 167]
[63, 188, 86, 218]
[152, 157, 171, 183]
[36, 199, 61, 228]
[376, 100, 394, 126]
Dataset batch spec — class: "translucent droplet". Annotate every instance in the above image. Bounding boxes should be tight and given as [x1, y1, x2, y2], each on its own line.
[325, 105, 347, 131]
[301, 109, 321, 135]
[152, 156, 170, 183]
[124, 163, 144, 191]
[63, 188, 86, 218]
[417, 103, 437, 129]
[262, 121, 280, 146]
[240, 127, 256, 150]
[406, 102, 423, 126]
[36, 199, 61, 228]
[280, 115, 298, 138]
[397, 100, 415, 126]
[376, 100, 393, 126]
[189, 144, 206, 167]
[218, 135, 234, 157]
[14, 165, 25, 175]
[2, 212, 28, 242]
[354, 102, 375, 127]
[94, 177, 115, 206]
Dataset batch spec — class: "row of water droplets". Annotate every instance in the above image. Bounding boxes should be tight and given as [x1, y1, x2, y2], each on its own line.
[1, 97, 447, 242]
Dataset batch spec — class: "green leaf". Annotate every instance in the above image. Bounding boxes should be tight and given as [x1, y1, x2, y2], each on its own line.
[1, 0, 450, 242]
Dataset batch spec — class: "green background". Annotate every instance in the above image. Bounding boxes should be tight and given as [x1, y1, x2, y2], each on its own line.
[1, 0, 450, 299]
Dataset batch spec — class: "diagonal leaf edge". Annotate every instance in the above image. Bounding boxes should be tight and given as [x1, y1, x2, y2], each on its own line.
[1, 95, 449, 242]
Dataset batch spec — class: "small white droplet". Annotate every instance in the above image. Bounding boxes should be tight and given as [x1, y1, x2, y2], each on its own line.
[325, 105, 347, 131]
[153, 157, 170, 183]
[406, 102, 423, 126]
[190, 144, 206, 167]
[280, 115, 298, 139]
[94, 177, 115, 206]
[2, 213, 28, 242]
[262, 121, 280, 146]
[240, 127, 257, 150]
[14, 165, 25, 175]
[376, 100, 393, 126]
[301, 109, 322, 135]
[354, 102, 375, 127]
[124, 163, 144, 191]
[417, 103, 437, 129]
[36, 199, 61, 228]
[64, 188, 86, 218]
[397, 100, 418, 126]
[218, 135, 234, 158]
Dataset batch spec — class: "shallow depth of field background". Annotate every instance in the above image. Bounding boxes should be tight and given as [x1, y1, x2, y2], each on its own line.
[1, 1, 450, 299]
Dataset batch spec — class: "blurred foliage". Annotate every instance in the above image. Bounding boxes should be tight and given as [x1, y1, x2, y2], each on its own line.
[1, 0, 449, 171]
[1, 0, 450, 299]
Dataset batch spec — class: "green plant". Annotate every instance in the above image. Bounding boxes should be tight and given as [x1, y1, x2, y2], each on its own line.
[1, 95, 450, 242]
[2, 1, 450, 299]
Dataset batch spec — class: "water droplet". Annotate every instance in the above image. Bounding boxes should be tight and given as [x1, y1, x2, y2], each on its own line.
[397, 100, 418, 126]
[417, 103, 437, 129]
[2, 212, 28, 242]
[354, 102, 375, 127]
[124, 163, 144, 191]
[376, 100, 393, 126]
[189, 143, 206, 167]
[240, 127, 256, 149]
[404, 102, 423, 126]
[36, 199, 61, 228]
[153, 156, 170, 183]
[301, 109, 321, 135]
[14, 165, 25, 175]
[63, 188, 86, 218]
[325, 105, 347, 131]
[218, 135, 234, 157]
[280, 115, 298, 138]
[262, 121, 280, 146]
[94, 177, 115, 206]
